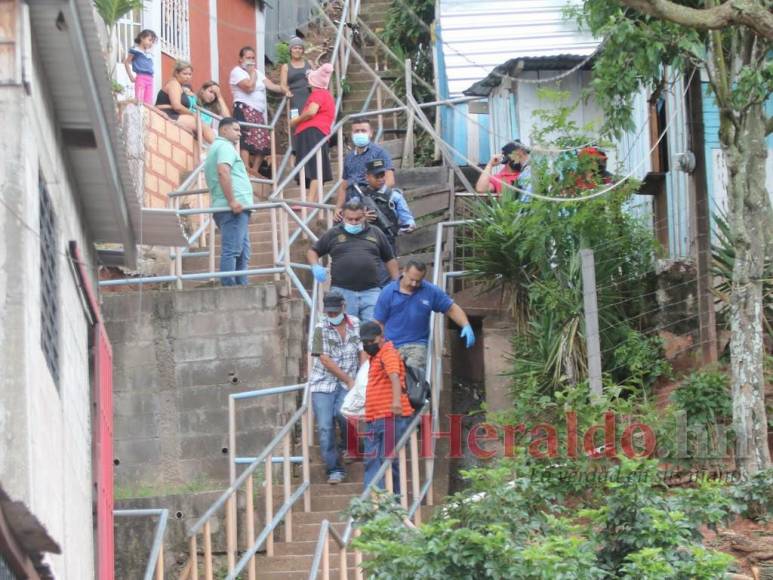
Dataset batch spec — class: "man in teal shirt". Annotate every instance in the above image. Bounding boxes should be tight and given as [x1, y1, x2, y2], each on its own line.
[205, 117, 254, 285]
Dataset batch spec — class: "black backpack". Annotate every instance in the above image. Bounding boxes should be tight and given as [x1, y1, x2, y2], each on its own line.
[404, 363, 430, 411]
[378, 356, 430, 411]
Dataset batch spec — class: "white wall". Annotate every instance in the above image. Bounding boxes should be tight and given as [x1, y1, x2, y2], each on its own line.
[0, 43, 96, 579]
[515, 70, 605, 148]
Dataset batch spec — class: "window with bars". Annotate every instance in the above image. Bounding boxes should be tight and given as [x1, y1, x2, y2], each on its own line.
[0, 553, 21, 580]
[39, 177, 59, 388]
[160, 0, 190, 61]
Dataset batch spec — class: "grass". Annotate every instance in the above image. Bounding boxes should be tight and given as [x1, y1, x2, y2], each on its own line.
[114, 477, 218, 500]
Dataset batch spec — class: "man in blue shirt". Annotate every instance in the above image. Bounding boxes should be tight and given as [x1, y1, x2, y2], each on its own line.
[374, 259, 475, 375]
[335, 118, 395, 219]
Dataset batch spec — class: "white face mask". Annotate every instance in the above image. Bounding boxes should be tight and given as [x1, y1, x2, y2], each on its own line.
[327, 312, 344, 325]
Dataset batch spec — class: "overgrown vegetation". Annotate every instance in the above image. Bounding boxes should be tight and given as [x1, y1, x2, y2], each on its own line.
[382, 0, 435, 104]
[352, 457, 735, 579]
[382, 0, 436, 166]
[465, 91, 665, 398]
[728, 468, 773, 522]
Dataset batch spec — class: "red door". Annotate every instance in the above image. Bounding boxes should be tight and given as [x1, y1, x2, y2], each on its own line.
[69, 242, 114, 579]
[94, 322, 114, 580]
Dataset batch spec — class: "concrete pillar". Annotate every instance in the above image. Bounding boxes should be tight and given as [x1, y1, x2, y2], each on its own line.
[482, 319, 516, 414]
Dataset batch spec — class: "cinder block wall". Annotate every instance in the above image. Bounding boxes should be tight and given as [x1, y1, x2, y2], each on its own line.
[103, 284, 305, 490]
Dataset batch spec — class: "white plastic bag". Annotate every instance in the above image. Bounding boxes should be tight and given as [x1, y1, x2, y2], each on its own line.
[340, 360, 369, 418]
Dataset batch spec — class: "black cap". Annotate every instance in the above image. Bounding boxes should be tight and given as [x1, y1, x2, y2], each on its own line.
[322, 291, 345, 313]
[502, 140, 530, 157]
[366, 159, 386, 175]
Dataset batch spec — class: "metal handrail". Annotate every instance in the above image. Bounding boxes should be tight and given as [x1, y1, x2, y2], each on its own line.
[187, 403, 308, 536]
[307, 220, 472, 579]
[228, 482, 310, 579]
[114, 508, 169, 580]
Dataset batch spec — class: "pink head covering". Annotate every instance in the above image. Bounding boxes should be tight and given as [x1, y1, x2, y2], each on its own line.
[307, 63, 334, 90]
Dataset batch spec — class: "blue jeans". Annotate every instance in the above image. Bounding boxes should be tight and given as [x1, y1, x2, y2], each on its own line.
[330, 286, 381, 322]
[312, 386, 348, 476]
[363, 416, 410, 494]
[214, 210, 251, 286]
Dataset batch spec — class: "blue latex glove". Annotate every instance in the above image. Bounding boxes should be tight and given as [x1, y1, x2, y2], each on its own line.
[312, 264, 327, 283]
[460, 324, 475, 348]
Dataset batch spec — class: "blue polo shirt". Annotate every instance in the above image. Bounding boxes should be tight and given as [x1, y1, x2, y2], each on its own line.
[342, 143, 394, 186]
[374, 278, 453, 347]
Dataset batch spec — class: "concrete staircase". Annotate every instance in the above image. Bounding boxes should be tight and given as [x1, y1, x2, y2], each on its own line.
[253, 445, 432, 579]
[341, 0, 403, 140]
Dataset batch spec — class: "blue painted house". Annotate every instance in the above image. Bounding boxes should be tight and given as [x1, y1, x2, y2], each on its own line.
[434, 0, 772, 258]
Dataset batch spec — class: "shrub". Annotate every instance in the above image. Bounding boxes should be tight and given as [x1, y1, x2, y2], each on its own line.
[728, 468, 773, 522]
[353, 458, 734, 578]
[670, 370, 732, 425]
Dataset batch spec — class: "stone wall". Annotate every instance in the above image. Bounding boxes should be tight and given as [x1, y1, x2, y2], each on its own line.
[103, 284, 305, 490]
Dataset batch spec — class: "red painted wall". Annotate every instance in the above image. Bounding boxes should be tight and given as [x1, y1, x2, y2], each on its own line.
[189, 0, 212, 88]
[157, 1, 259, 109]
[217, 0, 258, 109]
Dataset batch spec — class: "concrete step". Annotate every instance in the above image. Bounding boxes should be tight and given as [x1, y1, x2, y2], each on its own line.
[273, 538, 340, 557]
[295, 519, 348, 542]
[292, 510, 349, 525]
[310, 461, 364, 483]
[249, 553, 357, 573]
[257, 568, 356, 579]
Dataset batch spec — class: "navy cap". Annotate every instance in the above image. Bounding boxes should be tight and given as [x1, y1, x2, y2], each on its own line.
[366, 159, 386, 174]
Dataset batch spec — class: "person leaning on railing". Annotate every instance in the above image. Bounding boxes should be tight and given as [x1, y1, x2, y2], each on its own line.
[203, 118, 254, 286]
[155, 60, 215, 144]
[196, 81, 229, 128]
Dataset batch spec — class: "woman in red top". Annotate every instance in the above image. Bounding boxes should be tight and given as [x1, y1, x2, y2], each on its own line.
[291, 63, 335, 198]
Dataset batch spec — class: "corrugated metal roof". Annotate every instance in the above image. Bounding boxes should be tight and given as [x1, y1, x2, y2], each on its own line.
[438, 0, 599, 96]
[464, 54, 595, 96]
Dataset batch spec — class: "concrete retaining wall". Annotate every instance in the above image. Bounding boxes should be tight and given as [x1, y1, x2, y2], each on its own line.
[104, 283, 306, 490]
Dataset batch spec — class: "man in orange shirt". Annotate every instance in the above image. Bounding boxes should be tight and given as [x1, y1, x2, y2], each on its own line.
[359, 321, 413, 494]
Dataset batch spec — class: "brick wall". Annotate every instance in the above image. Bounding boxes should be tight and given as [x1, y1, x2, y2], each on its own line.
[143, 106, 198, 209]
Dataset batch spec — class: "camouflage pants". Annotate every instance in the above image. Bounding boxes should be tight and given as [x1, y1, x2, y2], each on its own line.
[397, 343, 427, 376]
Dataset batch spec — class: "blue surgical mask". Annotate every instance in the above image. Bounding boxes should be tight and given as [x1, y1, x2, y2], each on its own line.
[343, 223, 363, 235]
[352, 133, 370, 148]
[327, 313, 344, 325]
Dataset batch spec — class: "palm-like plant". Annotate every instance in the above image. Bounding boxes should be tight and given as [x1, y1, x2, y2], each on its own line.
[93, 0, 145, 81]
[712, 211, 773, 340]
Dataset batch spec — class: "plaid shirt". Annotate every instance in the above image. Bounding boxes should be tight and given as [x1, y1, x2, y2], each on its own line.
[309, 315, 363, 393]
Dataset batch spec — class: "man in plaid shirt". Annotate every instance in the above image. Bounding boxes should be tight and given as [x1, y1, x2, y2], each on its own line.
[310, 291, 367, 484]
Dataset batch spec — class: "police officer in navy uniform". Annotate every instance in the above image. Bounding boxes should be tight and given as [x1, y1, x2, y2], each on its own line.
[347, 158, 415, 254]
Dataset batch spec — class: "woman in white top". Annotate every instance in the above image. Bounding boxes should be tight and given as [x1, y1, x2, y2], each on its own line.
[230, 46, 290, 176]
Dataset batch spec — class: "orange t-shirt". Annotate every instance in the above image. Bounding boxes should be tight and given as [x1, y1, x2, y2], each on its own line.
[364, 341, 412, 421]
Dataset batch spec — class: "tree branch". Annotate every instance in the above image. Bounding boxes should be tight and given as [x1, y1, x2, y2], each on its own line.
[617, 0, 773, 40]
[766, 116, 773, 136]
